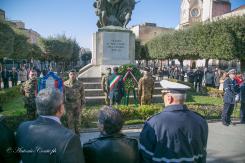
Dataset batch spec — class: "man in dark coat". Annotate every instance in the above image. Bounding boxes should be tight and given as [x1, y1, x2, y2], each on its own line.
[1, 67, 9, 89]
[16, 88, 85, 163]
[139, 80, 208, 163]
[187, 69, 195, 84]
[194, 68, 204, 92]
[10, 67, 18, 87]
[83, 106, 139, 163]
[222, 69, 240, 126]
[240, 81, 245, 124]
[0, 115, 20, 163]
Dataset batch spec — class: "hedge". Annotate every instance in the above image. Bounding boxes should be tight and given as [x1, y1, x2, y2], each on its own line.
[146, 16, 245, 61]
[0, 84, 237, 131]
[2, 102, 240, 131]
[0, 85, 21, 104]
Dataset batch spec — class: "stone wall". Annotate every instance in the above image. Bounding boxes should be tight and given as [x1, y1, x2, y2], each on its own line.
[131, 25, 173, 44]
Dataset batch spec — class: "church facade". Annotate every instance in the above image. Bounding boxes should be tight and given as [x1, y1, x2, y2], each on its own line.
[179, 0, 232, 29]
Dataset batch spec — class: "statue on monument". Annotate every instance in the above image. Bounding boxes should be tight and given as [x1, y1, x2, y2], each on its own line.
[93, 0, 136, 28]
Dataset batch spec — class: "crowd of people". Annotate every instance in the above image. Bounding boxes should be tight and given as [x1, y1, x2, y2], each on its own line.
[1, 79, 208, 163]
[153, 65, 244, 93]
[0, 64, 49, 89]
[1, 64, 245, 163]
[153, 65, 245, 125]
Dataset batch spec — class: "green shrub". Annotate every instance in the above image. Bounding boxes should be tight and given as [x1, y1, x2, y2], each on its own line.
[2, 103, 241, 131]
[137, 105, 162, 119]
[125, 119, 145, 125]
[205, 87, 224, 97]
[80, 109, 99, 128]
[118, 64, 142, 89]
[0, 86, 21, 104]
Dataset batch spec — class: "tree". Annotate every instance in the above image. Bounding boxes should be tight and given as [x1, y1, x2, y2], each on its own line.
[146, 16, 245, 70]
[70, 40, 80, 62]
[135, 39, 150, 66]
[81, 51, 92, 66]
[42, 35, 73, 62]
[0, 20, 15, 59]
[11, 32, 30, 59]
[28, 43, 44, 60]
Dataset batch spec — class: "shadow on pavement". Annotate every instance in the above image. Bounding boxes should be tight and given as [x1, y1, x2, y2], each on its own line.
[207, 152, 245, 163]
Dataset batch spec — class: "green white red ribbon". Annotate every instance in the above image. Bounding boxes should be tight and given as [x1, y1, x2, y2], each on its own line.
[110, 75, 121, 91]
[123, 68, 138, 84]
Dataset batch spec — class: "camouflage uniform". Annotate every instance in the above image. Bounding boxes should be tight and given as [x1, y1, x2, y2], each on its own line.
[138, 73, 154, 105]
[101, 73, 110, 105]
[20, 79, 38, 119]
[64, 79, 85, 134]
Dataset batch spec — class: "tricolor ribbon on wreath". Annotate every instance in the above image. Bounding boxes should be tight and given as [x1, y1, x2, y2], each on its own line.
[123, 68, 138, 85]
[122, 68, 138, 106]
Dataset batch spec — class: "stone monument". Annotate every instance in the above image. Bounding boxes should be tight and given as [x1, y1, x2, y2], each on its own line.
[79, 0, 136, 78]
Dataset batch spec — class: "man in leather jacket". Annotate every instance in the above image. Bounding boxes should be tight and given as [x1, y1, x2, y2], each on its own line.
[16, 88, 85, 163]
[83, 106, 139, 163]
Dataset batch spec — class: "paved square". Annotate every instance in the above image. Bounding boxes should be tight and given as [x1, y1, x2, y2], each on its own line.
[80, 122, 245, 163]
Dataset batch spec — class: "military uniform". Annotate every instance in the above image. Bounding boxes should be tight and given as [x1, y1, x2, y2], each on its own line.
[139, 105, 208, 163]
[64, 79, 85, 134]
[101, 73, 110, 105]
[222, 77, 240, 125]
[20, 78, 38, 119]
[138, 73, 154, 105]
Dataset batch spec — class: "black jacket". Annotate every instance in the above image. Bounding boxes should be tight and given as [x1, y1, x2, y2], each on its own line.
[1, 70, 9, 81]
[240, 83, 245, 103]
[83, 133, 139, 163]
[0, 117, 20, 163]
[16, 116, 85, 163]
[194, 70, 204, 83]
[139, 105, 208, 163]
[10, 71, 18, 81]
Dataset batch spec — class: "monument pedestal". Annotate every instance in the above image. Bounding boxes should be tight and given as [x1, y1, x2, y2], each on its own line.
[79, 26, 135, 78]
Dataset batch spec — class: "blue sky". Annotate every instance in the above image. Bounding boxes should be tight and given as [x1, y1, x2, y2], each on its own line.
[0, 0, 244, 49]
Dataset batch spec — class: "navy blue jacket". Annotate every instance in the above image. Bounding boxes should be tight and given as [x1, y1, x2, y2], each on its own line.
[240, 83, 245, 103]
[223, 78, 240, 104]
[139, 104, 208, 163]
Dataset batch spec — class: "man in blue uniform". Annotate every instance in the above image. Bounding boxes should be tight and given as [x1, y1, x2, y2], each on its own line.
[240, 80, 245, 124]
[222, 69, 240, 126]
[139, 80, 208, 163]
